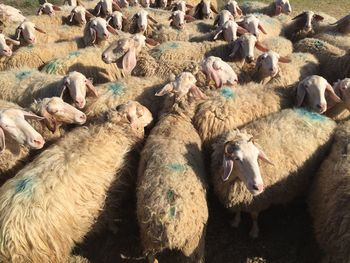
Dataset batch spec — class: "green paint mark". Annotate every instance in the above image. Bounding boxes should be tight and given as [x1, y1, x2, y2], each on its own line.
[108, 82, 125, 95]
[167, 190, 175, 202]
[68, 51, 81, 58]
[27, 44, 34, 49]
[15, 178, 32, 194]
[42, 59, 59, 74]
[295, 108, 327, 122]
[169, 206, 176, 218]
[314, 40, 325, 49]
[167, 163, 186, 173]
[15, 70, 32, 80]
[241, 1, 254, 8]
[150, 42, 180, 59]
[220, 86, 235, 99]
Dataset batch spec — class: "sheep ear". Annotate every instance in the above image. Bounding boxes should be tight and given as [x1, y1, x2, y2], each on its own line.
[237, 25, 248, 34]
[236, 6, 243, 15]
[34, 26, 46, 34]
[210, 3, 218, 14]
[22, 111, 45, 121]
[229, 39, 241, 57]
[279, 56, 291, 63]
[209, 67, 222, 88]
[86, 79, 98, 97]
[258, 23, 267, 34]
[60, 83, 68, 99]
[107, 24, 118, 34]
[193, 3, 202, 18]
[213, 15, 219, 26]
[185, 15, 195, 22]
[275, 4, 282, 15]
[41, 108, 57, 133]
[112, 1, 122, 12]
[0, 127, 5, 152]
[314, 14, 324, 21]
[168, 15, 174, 21]
[5, 37, 20, 46]
[292, 12, 304, 20]
[326, 83, 342, 103]
[296, 82, 306, 107]
[85, 10, 94, 19]
[189, 85, 207, 99]
[122, 47, 137, 75]
[53, 5, 62, 11]
[68, 12, 75, 23]
[15, 27, 22, 40]
[155, 83, 174, 96]
[37, 7, 43, 16]
[145, 37, 158, 46]
[258, 148, 273, 165]
[90, 27, 97, 43]
[255, 41, 268, 52]
[147, 15, 158, 24]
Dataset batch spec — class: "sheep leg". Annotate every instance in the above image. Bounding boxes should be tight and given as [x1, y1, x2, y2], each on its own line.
[147, 254, 158, 263]
[230, 210, 241, 228]
[249, 212, 259, 239]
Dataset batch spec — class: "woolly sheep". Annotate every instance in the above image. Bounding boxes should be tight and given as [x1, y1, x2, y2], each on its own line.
[293, 38, 350, 83]
[212, 108, 336, 238]
[193, 83, 294, 148]
[106, 10, 124, 30]
[236, 14, 267, 39]
[325, 78, 350, 121]
[240, 0, 292, 17]
[83, 17, 118, 46]
[189, 0, 218, 20]
[94, 0, 122, 17]
[308, 120, 350, 263]
[68, 6, 94, 26]
[0, 69, 97, 109]
[137, 72, 208, 263]
[0, 4, 25, 23]
[223, 0, 242, 19]
[42, 47, 123, 84]
[0, 101, 152, 263]
[0, 33, 20, 57]
[214, 10, 234, 28]
[14, 20, 46, 45]
[37, 2, 62, 16]
[0, 98, 86, 178]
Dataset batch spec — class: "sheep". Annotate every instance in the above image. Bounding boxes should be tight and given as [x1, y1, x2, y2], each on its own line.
[236, 14, 267, 39]
[169, 10, 195, 30]
[325, 78, 350, 121]
[223, 0, 242, 19]
[213, 20, 248, 42]
[201, 56, 238, 88]
[106, 10, 124, 30]
[170, 0, 193, 13]
[83, 17, 118, 46]
[193, 83, 295, 149]
[42, 46, 123, 84]
[67, 5, 94, 26]
[83, 76, 164, 119]
[240, 0, 292, 17]
[295, 75, 342, 114]
[0, 97, 86, 179]
[137, 72, 208, 263]
[37, 2, 62, 16]
[189, 0, 218, 20]
[63, 0, 84, 7]
[213, 10, 234, 28]
[293, 38, 350, 83]
[0, 101, 152, 263]
[0, 4, 25, 23]
[127, 9, 159, 36]
[211, 108, 336, 238]
[0, 33, 20, 57]
[282, 11, 334, 42]
[308, 120, 350, 263]
[329, 13, 350, 34]
[94, 0, 122, 17]
[0, 69, 97, 109]
[14, 20, 46, 45]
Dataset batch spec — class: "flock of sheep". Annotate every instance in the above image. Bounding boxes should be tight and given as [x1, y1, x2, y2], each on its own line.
[0, 0, 349, 262]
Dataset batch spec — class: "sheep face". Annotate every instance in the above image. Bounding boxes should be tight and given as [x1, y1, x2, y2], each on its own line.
[170, 10, 186, 29]
[333, 78, 350, 108]
[201, 56, 238, 88]
[255, 51, 291, 80]
[296, 75, 342, 114]
[69, 6, 92, 25]
[38, 97, 87, 130]
[62, 72, 98, 109]
[0, 108, 45, 150]
[107, 11, 123, 30]
[201, 0, 212, 19]
[214, 10, 233, 27]
[0, 34, 20, 57]
[116, 101, 153, 129]
[135, 10, 149, 32]
[214, 20, 247, 42]
[15, 21, 46, 44]
[102, 38, 133, 63]
[224, 0, 242, 18]
[38, 3, 61, 16]
[222, 137, 272, 196]
[229, 34, 268, 64]
[237, 14, 266, 39]
[173, 0, 186, 12]
[89, 17, 117, 40]
[119, 0, 129, 8]
[274, 0, 291, 15]
[156, 72, 206, 100]
[291, 11, 324, 34]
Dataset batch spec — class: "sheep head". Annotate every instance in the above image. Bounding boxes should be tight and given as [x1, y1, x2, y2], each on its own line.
[273, 0, 291, 16]
[116, 100, 153, 130]
[222, 132, 273, 196]
[296, 75, 342, 114]
[291, 11, 324, 35]
[15, 20, 46, 44]
[0, 108, 45, 151]
[193, 0, 218, 20]
[94, 0, 122, 17]
[37, 3, 61, 16]
[213, 20, 248, 42]
[224, 0, 242, 18]
[107, 11, 124, 30]
[214, 10, 234, 27]
[236, 14, 267, 39]
[68, 6, 94, 25]
[0, 33, 20, 57]
[169, 10, 195, 30]
[84, 17, 118, 45]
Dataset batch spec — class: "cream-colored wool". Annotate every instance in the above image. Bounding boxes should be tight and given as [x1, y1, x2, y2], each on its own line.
[84, 76, 165, 118]
[294, 38, 349, 83]
[314, 31, 350, 51]
[137, 92, 208, 262]
[252, 13, 283, 41]
[193, 82, 295, 149]
[41, 47, 122, 84]
[259, 35, 292, 56]
[240, 1, 278, 16]
[0, 108, 146, 263]
[211, 108, 336, 229]
[308, 120, 350, 263]
[67, 255, 91, 263]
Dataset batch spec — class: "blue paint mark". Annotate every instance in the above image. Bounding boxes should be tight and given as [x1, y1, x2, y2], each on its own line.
[108, 82, 125, 95]
[220, 86, 235, 99]
[15, 70, 32, 80]
[167, 163, 186, 173]
[15, 178, 33, 194]
[68, 51, 81, 58]
[150, 42, 180, 59]
[295, 108, 327, 122]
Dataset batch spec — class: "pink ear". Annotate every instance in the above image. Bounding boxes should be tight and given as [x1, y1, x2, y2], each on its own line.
[95, 3, 102, 16]
[296, 82, 306, 107]
[145, 37, 158, 46]
[22, 111, 45, 121]
[189, 85, 207, 99]
[326, 84, 342, 103]
[90, 27, 97, 43]
[258, 148, 273, 165]
[0, 127, 5, 152]
[107, 25, 118, 34]
[279, 56, 292, 63]
[210, 69, 222, 88]
[258, 23, 267, 34]
[155, 83, 174, 96]
[122, 48, 137, 75]
[236, 6, 243, 15]
[255, 41, 268, 52]
[53, 5, 62, 11]
[86, 79, 98, 97]
[184, 15, 196, 22]
[112, 2, 122, 11]
[237, 25, 248, 34]
[275, 4, 282, 15]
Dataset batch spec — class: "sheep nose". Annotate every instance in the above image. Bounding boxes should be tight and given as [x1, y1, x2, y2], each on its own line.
[252, 183, 263, 192]
[32, 138, 45, 149]
[103, 32, 108, 37]
[77, 113, 87, 124]
[246, 56, 254, 63]
[75, 99, 85, 109]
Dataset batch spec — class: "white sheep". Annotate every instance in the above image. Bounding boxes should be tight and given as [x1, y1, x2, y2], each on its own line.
[0, 4, 25, 23]
[0, 101, 152, 263]
[83, 17, 118, 46]
[308, 120, 350, 263]
[325, 78, 350, 121]
[223, 0, 242, 19]
[189, 0, 218, 20]
[293, 38, 350, 83]
[106, 10, 124, 30]
[0, 33, 20, 57]
[94, 0, 122, 17]
[240, 0, 292, 16]
[211, 108, 336, 238]
[14, 20, 46, 45]
[68, 5, 94, 26]
[37, 2, 62, 16]
[137, 72, 208, 263]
